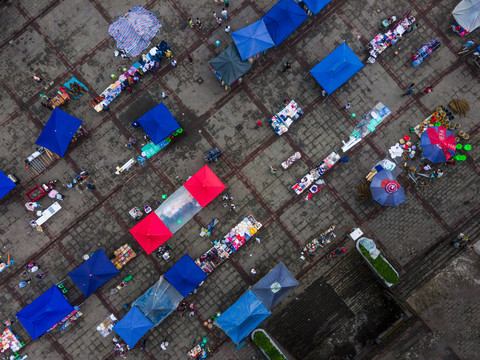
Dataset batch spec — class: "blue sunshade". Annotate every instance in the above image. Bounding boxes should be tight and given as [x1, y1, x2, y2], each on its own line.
[0, 170, 15, 200]
[35, 108, 83, 157]
[310, 42, 364, 94]
[263, 0, 308, 46]
[113, 306, 153, 348]
[164, 254, 207, 297]
[137, 103, 181, 145]
[231, 20, 275, 61]
[16, 286, 74, 340]
[303, 0, 331, 15]
[68, 249, 120, 297]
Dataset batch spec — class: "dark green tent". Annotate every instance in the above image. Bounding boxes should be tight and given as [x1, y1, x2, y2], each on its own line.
[209, 45, 252, 87]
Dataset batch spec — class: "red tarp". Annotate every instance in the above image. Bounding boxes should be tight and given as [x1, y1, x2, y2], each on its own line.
[184, 165, 226, 207]
[129, 213, 173, 254]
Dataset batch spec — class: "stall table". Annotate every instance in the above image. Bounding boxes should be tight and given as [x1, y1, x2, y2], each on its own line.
[0, 328, 23, 354]
[195, 215, 262, 275]
[282, 152, 302, 169]
[97, 314, 118, 338]
[292, 151, 341, 194]
[112, 244, 137, 270]
[269, 100, 304, 136]
[35, 202, 62, 226]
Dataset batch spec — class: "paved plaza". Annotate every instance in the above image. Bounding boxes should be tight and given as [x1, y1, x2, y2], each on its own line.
[1, 0, 480, 359]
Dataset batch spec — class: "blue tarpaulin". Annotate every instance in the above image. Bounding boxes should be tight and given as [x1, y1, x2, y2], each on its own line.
[251, 262, 299, 310]
[231, 20, 276, 61]
[68, 249, 120, 298]
[0, 170, 15, 200]
[303, 0, 331, 14]
[113, 306, 153, 348]
[263, 0, 308, 46]
[164, 254, 207, 297]
[216, 290, 271, 344]
[133, 277, 183, 326]
[137, 103, 181, 145]
[36, 108, 83, 157]
[310, 42, 364, 94]
[16, 286, 74, 340]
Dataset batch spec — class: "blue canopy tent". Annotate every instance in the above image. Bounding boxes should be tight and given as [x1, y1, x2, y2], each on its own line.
[137, 103, 181, 145]
[0, 170, 16, 200]
[251, 262, 299, 310]
[133, 276, 183, 326]
[263, 0, 308, 46]
[303, 0, 331, 15]
[35, 108, 83, 157]
[216, 290, 271, 344]
[113, 306, 153, 348]
[231, 20, 276, 61]
[16, 286, 74, 340]
[164, 254, 207, 297]
[68, 249, 120, 298]
[310, 42, 364, 94]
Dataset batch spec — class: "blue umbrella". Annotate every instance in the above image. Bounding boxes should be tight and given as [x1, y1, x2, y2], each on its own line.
[370, 170, 405, 207]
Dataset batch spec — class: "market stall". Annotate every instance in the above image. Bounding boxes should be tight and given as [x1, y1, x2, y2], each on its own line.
[341, 102, 391, 153]
[310, 42, 364, 94]
[164, 254, 207, 297]
[0, 328, 23, 355]
[31, 201, 62, 228]
[411, 38, 441, 66]
[195, 215, 262, 275]
[281, 152, 302, 169]
[35, 108, 85, 157]
[302, 225, 336, 253]
[303, 0, 331, 15]
[91, 41, 170, 112]
[292, 151, 340, 194]
[269, 100, 304, 135]
[112, 244, 137, 270]
[366, 12, 416, 63]
[262, 0, 308, 46]
[113, 307, 153, 348]
[452, 0, 480, 35]
[0, 170, 16, 200]
[16, 286, 74, 340]
[209, 45, 252, 90]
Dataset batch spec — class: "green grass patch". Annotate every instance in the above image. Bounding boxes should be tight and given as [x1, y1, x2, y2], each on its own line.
[253, 331, 287, 360]
[360, 244, 399, 285]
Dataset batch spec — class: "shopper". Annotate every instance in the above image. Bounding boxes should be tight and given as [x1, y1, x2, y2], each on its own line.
[188, 54, 193, 63]
[188, 18, 193, 28]
[225, 25, 231, 34]
[270, 166, 277, 174]
[282, 62, 291, 72]
[196, 18, 202, 29]
[424, 85, 433, 94]
[17, 279, 31, 288]
[171, 59, 178, 68]
[161, 91, 168, 99]
[344, 103, 351, 109]
[140, 340, 147, 351]
[33, 73, 43, 82]
[160, 340, 169, 350]
[216, 17, 222, 26]
[250, 268, 257, 275]
[221, 8, 228, 20]
[230, 203, 236, 211]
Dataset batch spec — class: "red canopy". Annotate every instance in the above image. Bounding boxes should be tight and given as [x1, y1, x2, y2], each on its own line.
[129, 213, 173, 254]
[184, 165, 226, 207]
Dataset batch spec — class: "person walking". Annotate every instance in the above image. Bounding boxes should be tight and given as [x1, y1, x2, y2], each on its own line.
[402, 83, 415, 96]
[196, 18, 202, 29]
[270, 166, 277, 174]
[188, 18, 193, 28]
[140, 340, 147, 351]
[343, 103, 351, 109]
[216, 17, 222, 26]
[33, 73, 43, 82]
[160, 340, 169, 350]
[187, 54, 193, 63]
[282, 62, 291, 72]
[17, 279, 31, 288]
[212, 11, 217, 19]
[171, 59, 178, 68]
[424, 85, 433, 94]
[230, 203, 236, 211]
[221, 8, 228, 20]
[161, 91, 168, 99]
[225, 25, 231, 34]
[462, 40, 474, 51]
[250, 268, 257, 275]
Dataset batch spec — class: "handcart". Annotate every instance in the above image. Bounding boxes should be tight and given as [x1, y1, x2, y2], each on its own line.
[25, 182, 55, 202]
[204, 148, 222, 163]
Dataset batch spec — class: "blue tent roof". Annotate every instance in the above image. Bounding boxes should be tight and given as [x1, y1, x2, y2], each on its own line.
[303, 0, 331, 15]
[35, 108, 83, 157]
[231, 20, 276, 61]
[113, 306, 153, 348]
[263, 0, 308, 46]
[133, 276, 183, 326]
[137, 103, 180, 145]
[0, 170, 16, 200]
[68, 249, 120, 297]
[164, 254, 207, 297]
[216, 290, 271, 344]
[251, 262, 299, 310]
[310, 42, 364, 94]
[16, 286, 74, 340]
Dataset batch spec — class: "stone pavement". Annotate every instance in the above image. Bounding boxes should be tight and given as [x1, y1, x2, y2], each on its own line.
[0, 0, 480, 359]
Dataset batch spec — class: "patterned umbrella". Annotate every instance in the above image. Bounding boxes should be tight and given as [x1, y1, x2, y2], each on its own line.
[420, 126, 456, 163]
[109, 5, 162, 57]
[370, 170, 405, 207]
